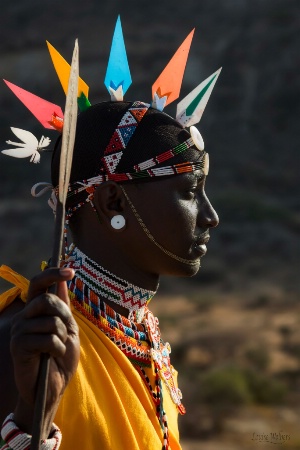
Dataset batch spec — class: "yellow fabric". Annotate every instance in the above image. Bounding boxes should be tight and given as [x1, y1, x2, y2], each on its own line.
[0, 265, 28, 310]
[0, 266, 182, 450]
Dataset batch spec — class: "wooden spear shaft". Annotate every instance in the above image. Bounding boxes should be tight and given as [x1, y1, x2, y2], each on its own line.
[31, 39, 79, 450]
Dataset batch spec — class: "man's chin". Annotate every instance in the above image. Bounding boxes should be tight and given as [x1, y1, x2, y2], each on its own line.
[169, 257, 202, 278]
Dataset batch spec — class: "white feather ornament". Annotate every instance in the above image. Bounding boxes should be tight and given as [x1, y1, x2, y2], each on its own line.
[1, 127, 51, 163]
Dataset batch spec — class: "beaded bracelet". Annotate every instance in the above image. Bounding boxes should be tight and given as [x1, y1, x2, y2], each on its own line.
[0, 413, 62, 450]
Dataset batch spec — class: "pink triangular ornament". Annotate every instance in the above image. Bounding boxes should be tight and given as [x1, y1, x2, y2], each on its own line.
[4, 80, 64, 129]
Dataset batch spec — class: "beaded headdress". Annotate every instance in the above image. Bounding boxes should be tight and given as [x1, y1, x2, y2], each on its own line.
[1, 16, 221, 218]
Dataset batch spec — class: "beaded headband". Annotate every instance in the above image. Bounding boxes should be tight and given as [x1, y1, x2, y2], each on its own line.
[1, 16, 220, 224]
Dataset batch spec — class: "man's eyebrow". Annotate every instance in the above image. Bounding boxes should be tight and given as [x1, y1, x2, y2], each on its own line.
[192, 170, 204, 180]
[179, 171, 204, 185]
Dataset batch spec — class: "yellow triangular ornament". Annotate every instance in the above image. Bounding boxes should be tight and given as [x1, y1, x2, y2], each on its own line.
[47, 41, 89, 99]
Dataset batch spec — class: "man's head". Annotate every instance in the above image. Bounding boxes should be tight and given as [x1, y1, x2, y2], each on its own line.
[51, 101, 207, 215]
[50, 100, 218, 278]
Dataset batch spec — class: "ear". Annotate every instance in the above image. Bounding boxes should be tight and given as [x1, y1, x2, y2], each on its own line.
[93, 181, 127, 227]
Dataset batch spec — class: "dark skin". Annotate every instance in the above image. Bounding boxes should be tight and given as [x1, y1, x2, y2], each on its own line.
[0, 159, 218, 438]
[0, 269, 79, 439]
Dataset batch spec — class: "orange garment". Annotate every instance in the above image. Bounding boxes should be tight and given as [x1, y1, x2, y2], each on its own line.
[0, 265, 181, 450]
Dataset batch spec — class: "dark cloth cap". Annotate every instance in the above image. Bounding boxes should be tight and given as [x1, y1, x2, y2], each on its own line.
[51, 101, 195, 187]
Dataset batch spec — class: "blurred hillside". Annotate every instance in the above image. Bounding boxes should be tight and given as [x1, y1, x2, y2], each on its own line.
[0, 0, 299, 448]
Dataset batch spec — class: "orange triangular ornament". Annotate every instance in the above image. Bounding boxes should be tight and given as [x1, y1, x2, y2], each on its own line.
[152, 29, 195, 107]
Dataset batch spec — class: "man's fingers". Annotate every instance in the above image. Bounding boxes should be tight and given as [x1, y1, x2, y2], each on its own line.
[27, 268, 74, 303]
[56, 279, 71, 306]
[11, 316, 68, 344]
[11, 333, 67, 359]
[16, 293, 73, 323]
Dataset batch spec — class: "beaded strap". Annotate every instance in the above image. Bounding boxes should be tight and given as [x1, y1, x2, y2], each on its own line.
[0, 414, 62, 450]
[66, 156, 201, 200]
[136, 366, 170, 450]
[102, 101, 150, 174]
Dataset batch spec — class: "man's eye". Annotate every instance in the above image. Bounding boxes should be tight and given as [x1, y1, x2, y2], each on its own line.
[186, 186, 198, 198]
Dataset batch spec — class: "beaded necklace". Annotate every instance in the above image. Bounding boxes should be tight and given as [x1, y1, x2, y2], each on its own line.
[63, 246, 186, 449]
[65, 246, 156, 315]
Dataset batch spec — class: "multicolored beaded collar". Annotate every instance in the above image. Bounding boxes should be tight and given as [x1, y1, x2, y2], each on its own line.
[63, 245, 185, 449]
[65, 245, 156, 315]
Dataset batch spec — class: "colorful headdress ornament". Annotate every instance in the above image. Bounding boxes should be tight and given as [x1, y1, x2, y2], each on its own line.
[46, 41, 91, 112]
[2, 15, 221, 175]
[1, 79, 64, 162]
[104, 15, 132, 101]
[1, 39, 90, 162]
[151, 29, 194, 111]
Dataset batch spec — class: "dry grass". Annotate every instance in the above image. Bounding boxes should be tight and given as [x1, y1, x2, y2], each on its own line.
[151, 288, 300, 449]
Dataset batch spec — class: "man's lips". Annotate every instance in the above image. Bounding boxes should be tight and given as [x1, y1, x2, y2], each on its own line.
[195, 231, 210, 246]
[194, 232, 210, 256]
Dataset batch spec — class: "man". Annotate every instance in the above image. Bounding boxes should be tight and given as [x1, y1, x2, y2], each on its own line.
[0, 19, 220, 449]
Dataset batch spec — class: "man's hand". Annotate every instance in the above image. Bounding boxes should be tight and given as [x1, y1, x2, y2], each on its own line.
[10, 268, 80, 438]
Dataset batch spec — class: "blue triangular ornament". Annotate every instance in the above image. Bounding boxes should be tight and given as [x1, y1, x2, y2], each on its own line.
[104, 16, 132, 98]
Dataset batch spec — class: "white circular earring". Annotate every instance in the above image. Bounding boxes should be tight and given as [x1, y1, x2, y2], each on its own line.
[111, 215, 126, 230]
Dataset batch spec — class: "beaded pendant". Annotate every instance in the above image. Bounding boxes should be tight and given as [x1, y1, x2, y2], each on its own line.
[143, 309, 186, 415]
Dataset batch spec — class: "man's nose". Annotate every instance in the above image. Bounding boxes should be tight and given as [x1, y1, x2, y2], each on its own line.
[198, 194, 219, 228]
